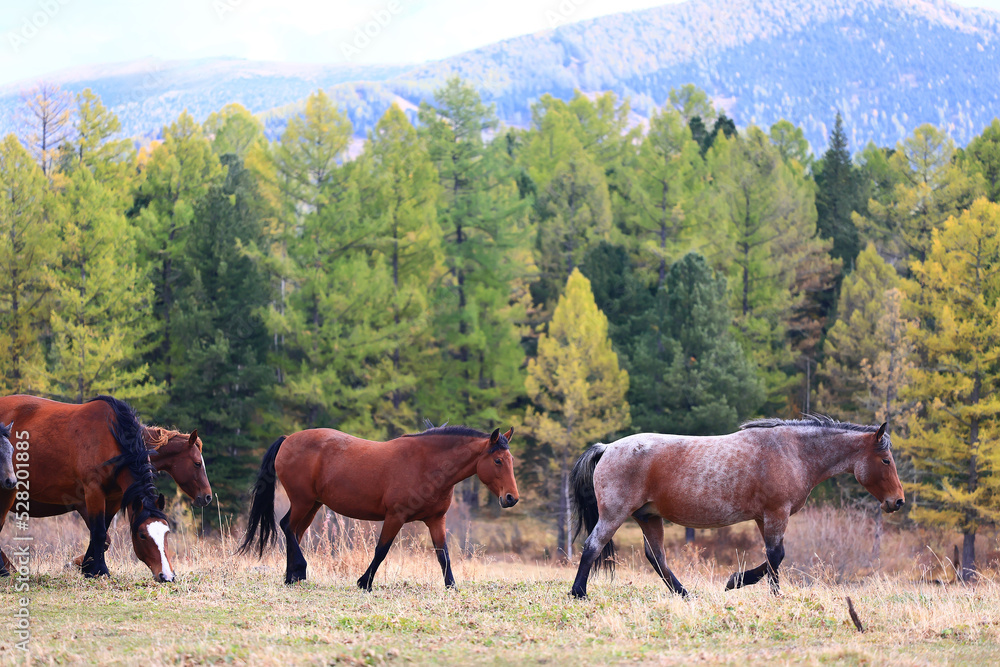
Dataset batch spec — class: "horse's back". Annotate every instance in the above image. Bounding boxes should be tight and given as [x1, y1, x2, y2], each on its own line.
[0, 395, 122, 508]
[595, 431, 769, 528]
[275, 429, 396, 520]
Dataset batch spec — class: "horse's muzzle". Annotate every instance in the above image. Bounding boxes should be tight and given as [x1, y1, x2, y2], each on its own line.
[1, 477, 16, 491]
[883, 498, 904, 513]
[499, 493, 518, 508]
[158, 572, 175, 583]
[194, 493, 212, 507]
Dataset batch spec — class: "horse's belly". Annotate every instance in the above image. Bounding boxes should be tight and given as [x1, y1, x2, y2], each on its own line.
[650, 482, 757, 529]
[656, 503, 754, 529]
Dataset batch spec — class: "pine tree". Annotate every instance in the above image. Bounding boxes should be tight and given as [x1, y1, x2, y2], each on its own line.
[204, 103, 267, 160]
[65, 89, 134, 193]
[629, 253, 763, 436]
[524, 269, 630, 558]
[166, 154, 274, 510]
[961, 119, 1000, 204]
[19, 83, 73, 178]
[134, 111, 223, 391]
[816, 243, 915, 425]
[46, 167, 156, 402]
[668, 84, 717, 125]
[629, 106, 705, 288]
[533, 152, 612, 305]
[356, 104, 444, 436]
[417, 78, 528, 437]
[815, 113, 863, 265]
[769, 119, 812, 170]
[900, 198, 1000, 581]
[855, 124, 981, 269]
[707, 127, 838, 412]
[0, 134, 52, 394]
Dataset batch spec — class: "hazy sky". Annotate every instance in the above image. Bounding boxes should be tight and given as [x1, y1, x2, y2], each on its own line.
[2, 0, 999, 86]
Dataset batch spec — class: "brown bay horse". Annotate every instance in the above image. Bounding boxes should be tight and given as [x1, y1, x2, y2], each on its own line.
[59, 426, 212, 568]
[0, 395, 175, 581]
[569, 417, 905, 598]
[239, 425, 520, 589]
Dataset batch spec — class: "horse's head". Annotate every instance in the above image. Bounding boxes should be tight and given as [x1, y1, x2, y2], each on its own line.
[0, 422, 14, 491]
[128, 493, 175, 582]
[148, 428, 213, 507]
[853, 422, 905, 513]
[476, 427, 519, 508]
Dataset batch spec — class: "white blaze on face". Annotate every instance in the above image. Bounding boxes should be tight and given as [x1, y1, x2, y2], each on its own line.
[147, 521, 173, 581]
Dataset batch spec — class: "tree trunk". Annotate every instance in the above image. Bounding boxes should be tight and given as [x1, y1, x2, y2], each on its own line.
[559, 464, 572, 560]
[961, 529, 976, 582]
[872, 508, 882, 560]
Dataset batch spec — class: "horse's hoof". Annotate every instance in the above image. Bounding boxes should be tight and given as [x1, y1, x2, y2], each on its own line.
[725, 574, 739, 590]
[284, 573, 306, 585]
[570, 587, 587, 599]
[356, 578, 372, 592]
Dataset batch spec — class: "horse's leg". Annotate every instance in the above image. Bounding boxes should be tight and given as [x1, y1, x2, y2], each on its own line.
[635, 515, 688, 597]
[280, 500, 321, 585]
[72, 509, 114, 567]
[80, 490, 111, 578]
[0, 492, 12, 577]
[570, 513, 625, 599]
[725, 513, 788, 594]
[357, 515, 404, 592]
[424, 515, 455, 588]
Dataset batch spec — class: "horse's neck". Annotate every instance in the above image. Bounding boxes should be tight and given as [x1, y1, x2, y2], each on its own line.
[420, 435, 484, 485]
[150, 438, 184, 471]
[800, 430, 866, 485]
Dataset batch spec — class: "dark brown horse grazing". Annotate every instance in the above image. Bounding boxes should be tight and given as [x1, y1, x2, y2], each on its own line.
[239, 425, 520, 589]
[0, 421, 15, 491]
[0, 395, 175, 581]
[569, 417, 905, 598]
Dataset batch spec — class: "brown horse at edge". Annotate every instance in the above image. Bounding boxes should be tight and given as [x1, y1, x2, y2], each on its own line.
[239, 425, 519, 589]
[0, 395, 176, 581]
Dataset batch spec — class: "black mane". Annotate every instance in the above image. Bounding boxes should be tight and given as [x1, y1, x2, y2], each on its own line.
[90, 396, 168, 532]
[740, 415, 890, 451]
[402, 425, 510, 452]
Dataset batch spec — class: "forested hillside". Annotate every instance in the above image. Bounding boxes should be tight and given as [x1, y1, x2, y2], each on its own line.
[2, 0, 999, 149]
[3, 76, 1000, 576]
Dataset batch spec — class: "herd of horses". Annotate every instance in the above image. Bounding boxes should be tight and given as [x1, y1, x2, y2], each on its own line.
[0, 393, 905, 597]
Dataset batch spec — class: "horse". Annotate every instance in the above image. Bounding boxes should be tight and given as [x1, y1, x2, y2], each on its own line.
[0, 421, 14, 491]
[568, 416, 905, 598]
[0, 395, 175, 581]
[239, 425, 520, 589]
[143, 426, 213, 508]
[54, 425, 213, 569]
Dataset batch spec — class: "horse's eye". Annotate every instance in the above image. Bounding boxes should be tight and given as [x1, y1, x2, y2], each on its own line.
[194, 461, 202, 467]
[494, 458, 502, 466]
[882, 458, 891, 466]
[140, 533, 148, 540]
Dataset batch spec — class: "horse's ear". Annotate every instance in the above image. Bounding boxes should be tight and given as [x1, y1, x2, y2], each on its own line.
[503, 427, 514, 442]
[157, 493, 166, 511]
[875, 422, 887, 442]
[489, 428, 501, 444]
[189, 429, 198, 446]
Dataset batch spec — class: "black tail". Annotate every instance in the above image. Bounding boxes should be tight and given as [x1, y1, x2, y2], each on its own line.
[238, 436, 286, 557]
[571, 443, 616, 577]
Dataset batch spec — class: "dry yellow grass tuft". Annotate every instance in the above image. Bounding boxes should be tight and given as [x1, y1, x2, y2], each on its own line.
[1, 508, 999, 665]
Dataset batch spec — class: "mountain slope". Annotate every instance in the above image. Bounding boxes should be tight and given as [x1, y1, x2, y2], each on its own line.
[2, 0, 998, 150]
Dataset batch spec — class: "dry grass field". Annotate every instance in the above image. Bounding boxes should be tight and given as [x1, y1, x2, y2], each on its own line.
[2, 506, 999, 666]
